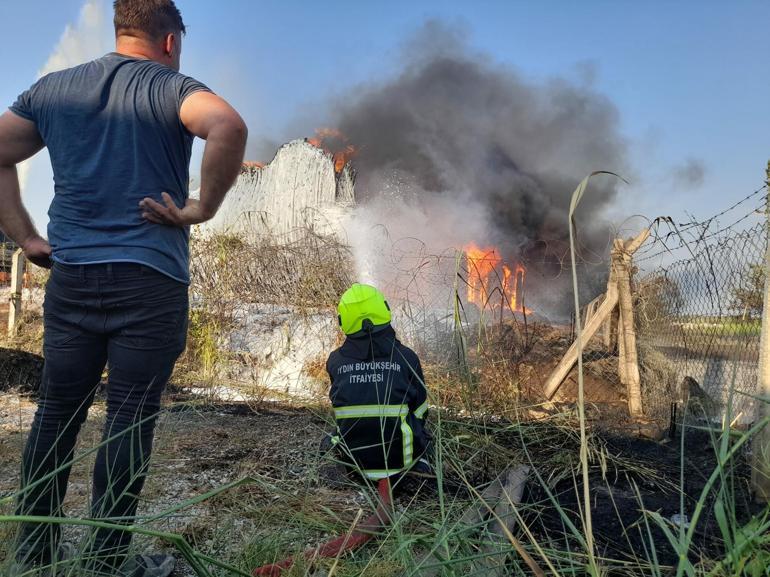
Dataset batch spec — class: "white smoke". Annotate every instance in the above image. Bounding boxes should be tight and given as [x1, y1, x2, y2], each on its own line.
[343, 180, 490, 287]
[19, 0, 108, 206]
[38, 0, 107, 78]
[17, 157, 32, 195]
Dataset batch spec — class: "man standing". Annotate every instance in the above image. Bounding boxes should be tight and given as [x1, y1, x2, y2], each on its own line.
[0, 1, 247, 575]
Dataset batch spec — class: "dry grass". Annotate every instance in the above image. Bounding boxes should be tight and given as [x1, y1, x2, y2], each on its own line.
[302, 355, 331, 391]
[638, 342, 678, 422]
[0, 308, 44, 356]
[189, 230, 353, 310]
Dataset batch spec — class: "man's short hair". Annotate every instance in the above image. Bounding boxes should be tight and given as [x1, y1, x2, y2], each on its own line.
[113, 0, 186, 40]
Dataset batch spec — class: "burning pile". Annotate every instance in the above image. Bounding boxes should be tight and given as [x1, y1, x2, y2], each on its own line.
[320, 23, 625, 317]
[465, 244, 526, 312]
[200, 139, 355, 242]
[307, 128, 357, 174]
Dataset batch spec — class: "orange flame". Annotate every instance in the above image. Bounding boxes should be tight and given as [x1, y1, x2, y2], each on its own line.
[242, 161, 265, 170]
[307, 128, 357, 173]
[465, 244, 500, 307]
[502, 263, 526, 312]
[465, 244, 526, 312]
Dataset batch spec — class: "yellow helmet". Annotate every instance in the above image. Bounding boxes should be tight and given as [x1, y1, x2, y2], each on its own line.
[338, 283, 391, 335]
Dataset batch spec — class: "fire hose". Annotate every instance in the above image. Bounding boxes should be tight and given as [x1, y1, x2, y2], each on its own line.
[252, 478, 392, 577]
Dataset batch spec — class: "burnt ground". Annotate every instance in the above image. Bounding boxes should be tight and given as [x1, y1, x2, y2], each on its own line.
[0, 351, 765, 575]
[524, 431, 760, 571]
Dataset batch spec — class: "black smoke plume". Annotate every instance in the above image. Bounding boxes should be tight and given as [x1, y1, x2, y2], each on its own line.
[330, 22, 627, 315]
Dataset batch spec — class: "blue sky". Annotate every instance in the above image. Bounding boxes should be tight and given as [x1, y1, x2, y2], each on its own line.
[2, 0, 769, 232]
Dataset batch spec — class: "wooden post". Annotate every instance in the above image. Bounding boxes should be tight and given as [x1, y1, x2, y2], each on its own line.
[617, 302, 628, 383]
[581, 293, 604, 327]
[752, 160, 770, 503]
[544, 228, 649, 402]
[479, 466, 532, 577]
[7, 249, 25, 336]
[611, 242, 628, 386]
[603, 263, 619, 352]
[403, 465, 535, 577]
[544, 288, 619, 399]
[615, 238, 643, 417]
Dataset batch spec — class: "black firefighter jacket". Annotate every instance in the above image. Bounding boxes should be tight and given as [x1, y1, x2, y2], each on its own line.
[327, 326, 429, 479]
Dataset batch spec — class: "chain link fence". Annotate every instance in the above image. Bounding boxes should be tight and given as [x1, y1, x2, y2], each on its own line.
[0, 234, 16, 288]
[0, 235, 18, 331]
[634, 185, 768, 426]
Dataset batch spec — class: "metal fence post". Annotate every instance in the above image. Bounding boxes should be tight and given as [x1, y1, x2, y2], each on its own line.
[752, 160, 770, 503]
[7, 249, 25, 336]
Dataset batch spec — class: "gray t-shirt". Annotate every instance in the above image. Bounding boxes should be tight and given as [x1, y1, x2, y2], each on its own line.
[10, 53, 210, 283]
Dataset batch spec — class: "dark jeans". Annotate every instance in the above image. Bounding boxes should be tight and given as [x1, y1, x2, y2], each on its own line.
[15, 262, 188, 571]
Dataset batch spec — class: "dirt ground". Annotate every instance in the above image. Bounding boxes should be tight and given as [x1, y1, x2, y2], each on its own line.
[0, 389, 340, 576]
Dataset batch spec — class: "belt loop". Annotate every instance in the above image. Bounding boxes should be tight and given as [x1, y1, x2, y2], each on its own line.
[79, 265, 85, 283]
[107, 263, 114, 283]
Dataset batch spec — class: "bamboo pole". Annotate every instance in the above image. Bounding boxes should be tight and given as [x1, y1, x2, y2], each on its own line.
[751, 160, 770, 503]
[7, 249, 24, 336]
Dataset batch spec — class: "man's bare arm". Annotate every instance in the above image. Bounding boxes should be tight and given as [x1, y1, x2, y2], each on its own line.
[0, 111, 51, 267]
[140, 92, 247, 227]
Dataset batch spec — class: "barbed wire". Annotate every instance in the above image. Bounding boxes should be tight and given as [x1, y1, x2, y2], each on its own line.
[674, 183, 768, 234]
[635, 184, 768, 264]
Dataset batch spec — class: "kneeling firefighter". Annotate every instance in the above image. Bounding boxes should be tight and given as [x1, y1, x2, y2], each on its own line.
[326, 283, 431, 480]
[254, 284, 429, 575]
